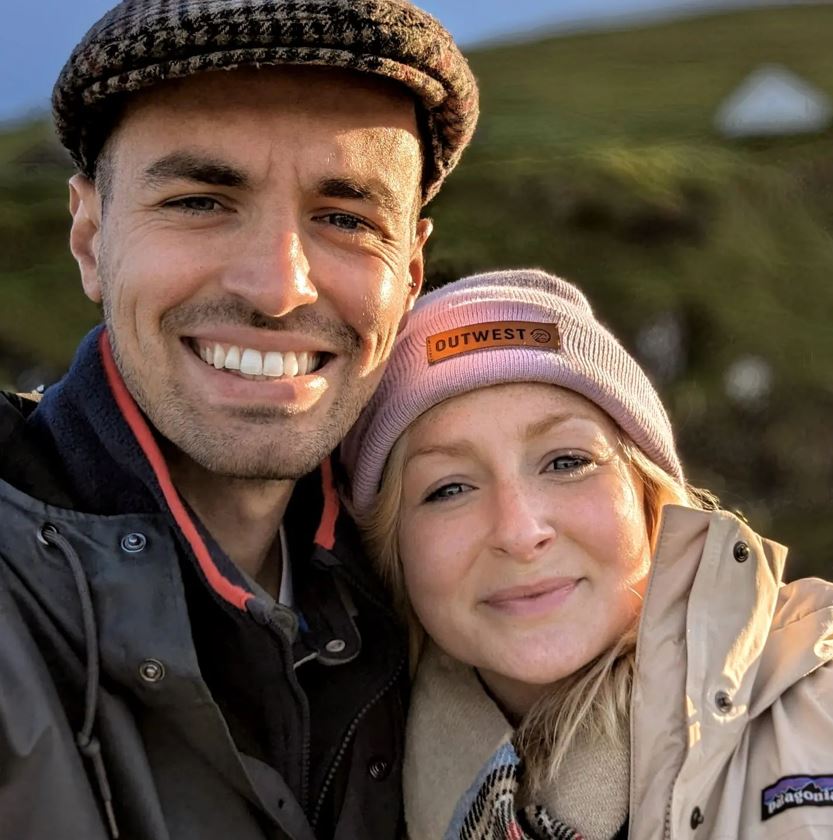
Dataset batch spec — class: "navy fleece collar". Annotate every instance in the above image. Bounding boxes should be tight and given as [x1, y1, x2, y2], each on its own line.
[29, 325, 163, 516]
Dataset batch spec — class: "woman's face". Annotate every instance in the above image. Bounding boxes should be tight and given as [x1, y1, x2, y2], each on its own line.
[397, 383, 652, 714]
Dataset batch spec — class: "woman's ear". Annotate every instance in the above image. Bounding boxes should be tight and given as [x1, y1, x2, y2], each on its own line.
[68, 174, 104, 303]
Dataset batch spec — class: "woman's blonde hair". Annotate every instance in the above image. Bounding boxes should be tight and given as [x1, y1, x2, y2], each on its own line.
[358, 422, 718, 794]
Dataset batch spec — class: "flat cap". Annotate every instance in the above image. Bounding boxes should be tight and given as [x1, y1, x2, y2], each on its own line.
[52, 0, 479, 204]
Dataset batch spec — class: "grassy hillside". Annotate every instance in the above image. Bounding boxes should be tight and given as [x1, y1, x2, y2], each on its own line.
[470, 5, 833, 152]
[2, 5, 833, 577]
[0, 120, 90, 383]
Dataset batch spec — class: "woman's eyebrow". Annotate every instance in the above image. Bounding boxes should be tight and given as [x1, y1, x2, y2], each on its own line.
[404, 439, 477, 466]
[406, 412, 601, 466]
[522, 411, 593, 442]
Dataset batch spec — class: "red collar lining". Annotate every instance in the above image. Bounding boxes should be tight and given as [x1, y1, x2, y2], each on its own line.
[314, 457, 339, 551]
[98, 329, 341, 607]
[99, 330, 252, 611]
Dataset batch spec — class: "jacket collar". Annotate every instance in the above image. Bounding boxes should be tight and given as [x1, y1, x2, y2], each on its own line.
[405, 643, 631, 840]
[29, 325, 163, 515]
[404, 642, 513, 839]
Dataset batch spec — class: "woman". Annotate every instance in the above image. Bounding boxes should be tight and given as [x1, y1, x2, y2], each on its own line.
[341, 269, 833, 840]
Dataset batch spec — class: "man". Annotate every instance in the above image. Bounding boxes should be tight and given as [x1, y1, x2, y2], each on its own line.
[0, 1, 477, 838]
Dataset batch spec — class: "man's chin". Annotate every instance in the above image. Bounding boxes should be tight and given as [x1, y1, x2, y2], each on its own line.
[142, 376, 367, 481]
[168, 426, 340, 482]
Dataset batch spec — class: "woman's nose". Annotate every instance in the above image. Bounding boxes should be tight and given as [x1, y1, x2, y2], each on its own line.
[490, 484, 556, 562]
[222, 228, 317, 316]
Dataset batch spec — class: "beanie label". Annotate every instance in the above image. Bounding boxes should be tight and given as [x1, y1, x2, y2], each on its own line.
[426, 320, 561, 364]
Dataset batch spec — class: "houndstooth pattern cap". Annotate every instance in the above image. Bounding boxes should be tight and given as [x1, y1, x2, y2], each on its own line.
[52, 0, 479, 204]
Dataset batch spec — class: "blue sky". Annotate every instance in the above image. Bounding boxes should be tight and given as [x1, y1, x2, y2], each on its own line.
[1, 0, 770, 123]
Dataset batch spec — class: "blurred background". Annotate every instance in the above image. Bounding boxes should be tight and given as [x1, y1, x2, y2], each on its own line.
[2, 1, 832, 579]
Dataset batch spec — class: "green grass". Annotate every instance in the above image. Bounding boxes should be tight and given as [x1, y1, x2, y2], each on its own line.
[467, 5, 833, 153]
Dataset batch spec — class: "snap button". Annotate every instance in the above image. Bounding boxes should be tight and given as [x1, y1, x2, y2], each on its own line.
[368, 757, 390, 781]
[715, 690, 733, 713]
[325, 639, 346, 654]
[138, 658, 165, 683]
[733, 541, 750, 563]
[121, 532, 147, 553]
[690, 806, 704, 828]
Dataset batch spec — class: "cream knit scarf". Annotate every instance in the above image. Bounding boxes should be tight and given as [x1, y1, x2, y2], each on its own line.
[404, 643, 629, 840]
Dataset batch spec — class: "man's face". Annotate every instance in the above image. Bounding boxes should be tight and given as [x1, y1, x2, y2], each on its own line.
[70, 67, 430, 480]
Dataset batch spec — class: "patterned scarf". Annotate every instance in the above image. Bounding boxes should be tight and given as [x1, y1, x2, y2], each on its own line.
[448, 744, 585, 840]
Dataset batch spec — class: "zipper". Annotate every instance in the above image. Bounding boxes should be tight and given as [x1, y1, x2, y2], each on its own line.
[270, 619, 312, 813]
[310, 652, 406, 830]
[661, 714, 687, 840]
[307, 553, 406, 829]
[301, 689, 311, 815]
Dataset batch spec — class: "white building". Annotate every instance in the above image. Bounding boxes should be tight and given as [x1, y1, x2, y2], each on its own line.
[715, 64, 833, 138]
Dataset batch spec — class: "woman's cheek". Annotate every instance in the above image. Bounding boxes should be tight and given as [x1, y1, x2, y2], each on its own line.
[402, 550, 447, 606]
[403, 549, 469, 638]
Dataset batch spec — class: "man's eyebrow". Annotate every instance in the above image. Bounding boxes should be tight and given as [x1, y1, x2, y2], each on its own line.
[141, 152, 250, 189]
[316, 176, 404, 216]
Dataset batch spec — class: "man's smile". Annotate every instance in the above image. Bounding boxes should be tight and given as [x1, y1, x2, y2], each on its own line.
[189, 338, 329, 381]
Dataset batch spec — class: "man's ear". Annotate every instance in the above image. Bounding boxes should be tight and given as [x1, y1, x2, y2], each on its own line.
[405, 216, 433, 311]
[69, 174, 104, 303]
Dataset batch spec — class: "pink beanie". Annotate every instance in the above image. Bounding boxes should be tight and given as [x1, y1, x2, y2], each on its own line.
[341, 269, 683, 516]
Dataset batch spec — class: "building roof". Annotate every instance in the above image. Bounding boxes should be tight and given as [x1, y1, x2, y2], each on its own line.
[715, 64, 832, 138]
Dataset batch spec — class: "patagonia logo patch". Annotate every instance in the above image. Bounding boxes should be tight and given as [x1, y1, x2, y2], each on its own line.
[426, 321, 560, 365]
[762, 775, 833, 821]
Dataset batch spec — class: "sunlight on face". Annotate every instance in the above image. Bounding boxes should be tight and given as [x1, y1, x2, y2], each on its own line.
[397, 383, 652, 714]
[82, 67, 427, 481]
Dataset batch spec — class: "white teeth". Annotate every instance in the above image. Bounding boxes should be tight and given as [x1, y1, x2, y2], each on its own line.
[195, 342, 322, 379]
[263, 351, 284, 377]
[283, 351, 299, 377]
[240, 348, 264, 376]
[224, 346, 241, 371]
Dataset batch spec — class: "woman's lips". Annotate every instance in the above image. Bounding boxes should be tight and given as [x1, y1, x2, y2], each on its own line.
[483, 578, 579, 617]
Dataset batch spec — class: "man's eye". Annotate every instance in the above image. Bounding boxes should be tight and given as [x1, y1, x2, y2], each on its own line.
[424, 482, 471, 503]
[322, 212, 369, 232]
[164, 196, 223, 214]
[546, 454, 592, 473]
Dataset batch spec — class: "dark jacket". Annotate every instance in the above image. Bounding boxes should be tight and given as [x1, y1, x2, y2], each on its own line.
[0, 327, 407, 840]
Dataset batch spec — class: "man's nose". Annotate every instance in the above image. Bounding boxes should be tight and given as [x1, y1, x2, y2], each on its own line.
[222, 228, 317, 317]
[490, 484, 556, 562]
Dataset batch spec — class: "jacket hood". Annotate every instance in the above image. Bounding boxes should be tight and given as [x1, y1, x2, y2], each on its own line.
[644, 506, 832, 718]
[751, 574, 833, 714]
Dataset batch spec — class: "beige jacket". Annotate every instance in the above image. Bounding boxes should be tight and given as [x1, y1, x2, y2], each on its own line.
[405, 506, 833, 840]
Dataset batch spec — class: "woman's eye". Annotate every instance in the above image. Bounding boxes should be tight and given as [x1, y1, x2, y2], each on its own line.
[165, 196, 224, 214]
[424, 482, 471, 503]
[546, 454, 592, 473]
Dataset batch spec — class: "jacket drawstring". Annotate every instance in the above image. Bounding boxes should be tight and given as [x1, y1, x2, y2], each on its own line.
[40, 524, 120, 839]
